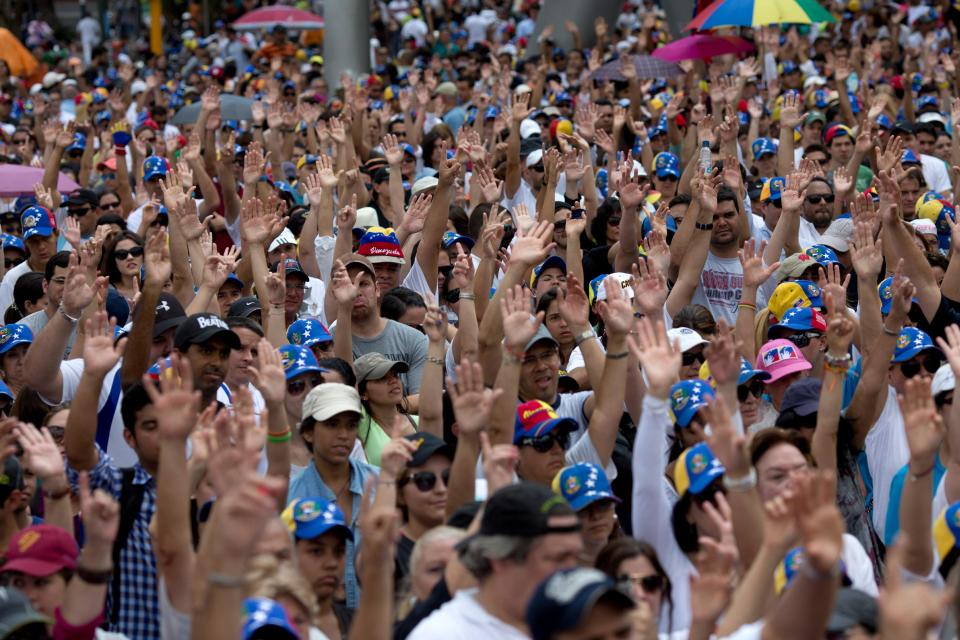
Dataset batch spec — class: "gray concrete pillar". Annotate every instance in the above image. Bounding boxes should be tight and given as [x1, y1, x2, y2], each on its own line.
[323, 0, 370, 90]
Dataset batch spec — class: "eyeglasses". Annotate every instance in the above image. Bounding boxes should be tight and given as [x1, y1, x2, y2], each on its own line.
[287, 283, 306, 292]
[657, 175, 678, 182]
[100, 200, 120, 210]
[738, 381, 765, 403]
[286, 375, 324, 396]
[401, 469, 451, 492]
[4, 258, 23, 269]
[522, 348, 559, 367]
[899, 356, 941, 379]
[681, 349, 706, 366]
[114, 246, 144, 260]
[607, 216, 621, 226]
[68, 206, 92, 217]
[518, 431, 569, 453]
[805, 194, 835, 204]
[617, 573, 664, 594]
[785, 331, 823, 349]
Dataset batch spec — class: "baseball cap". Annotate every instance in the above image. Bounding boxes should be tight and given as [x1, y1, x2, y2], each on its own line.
[267, 227, 297, 253]
[173, 313, 240, 352]
[242, 597, 299, 640]
[653, 152, 680, 178]
[354, 207, 379, 231]
[819, 218, 854, 252]
[823, 124, 852, 145]
[751, 137, 778, 160]
[911, 218, 938, 237]
[434, 81, 457, 97]
[0, 587, 51, 637]
[736, 357, 771, 385]
[301, 382, 361, 423]
[286, 319, 332, 348]
[354, 352, 409, 385]
[13, 196, 37, 214]
[891, 327, 942, 364]
[768, 307, 827, 339]
[826, 589, 879, 635]
[0, 325, 31, 355]
[875, 113, 893, 130]
[933, 363, 955, 398]
[65, 133, 86, 154]
[523, 323, 559, 353]
[804, 110, 826, 126]
[878, 276, 920, 315]
[0, 235, 24, 254]
[767, 280, 823, 322]
[777, 377, 822, 421]
[525, 147, 545, 168]
[441, 231, 475, 250]
[515, 399, 576, 444]
[756, 339, 812, 382]
[20, 205, 56, 240]
[279, 344, 326, 380]
[470, 482, 578, 540]
[151, 293, 187, 337]
[227, 296, 261, 319]
[530, 255, 567, 288]
[291, 498, 353, 541]
[0, 457, 23, 504]
[552, 463, 620, 511]
[143, 155, 169, 181]
[901, 149, 922, 166]
[674, 442, 725, 497]
[342, 253, 377, 280]
[276, 257, 307, 282]
[760, 176, 785, 202]
[525, 568, 634, 640]
[411, 176, 439, 196]
[403, 432, 454, 467]
[669, 379, 715, 427]
[803, 244, 840, 267]
[1, 525, 78, 577]
[295, 153, 318, 171]
[66, 188, 98, 209]
[358, 227, 405, 264]
[587, 272, 635, 305]
[666, 327, 708, 353]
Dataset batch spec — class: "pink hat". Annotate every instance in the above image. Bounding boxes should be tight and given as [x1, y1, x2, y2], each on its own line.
[756, 339, 812, 382]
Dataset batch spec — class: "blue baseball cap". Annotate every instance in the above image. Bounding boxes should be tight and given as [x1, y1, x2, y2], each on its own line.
[484, 106, 500, 120]
[641, 214, 678, 237]
[892, 327, 942, 363]
[515, 400, 577, 445]
[751, 137, 778, 160]
[761, 176, 785, 202]
[674, 442, 725, 496]
[222, 273, 243, 289]
[531, 255, 567, 287]
[737, 357, 771, 385]
[901, 149, 921, 166]
[242, 597, 299, 640]
[878, 276, 920, 315]
[526, 568, 634, 640]
[278, 344, 327, 380]
[669, 379, 715, 428]
[13, 196, 37, 214]
[875, 113, 893, 130]
[769, 307, 828, 339]
[803, 244, 840, 267]
[1, 234, 25, 253]
[738, 111, 750, 126]
[781, 60, 800, 74]
[0, 324, 33, 354]
[20, 205, 56, 240]
[65, 132, 86, 154]
[291, 497, 353, 541]
[94, 109, 112, 125]
[552, 463, 620, 511]
[287, 319, 332, 348]
[0, 380, 12, 403]
[400, 142, 416, 157]
[143, 155, 169, 181]
[653, 152, 680, 178]
[441, 231, 475, 250]
[918, 95, 939, 111]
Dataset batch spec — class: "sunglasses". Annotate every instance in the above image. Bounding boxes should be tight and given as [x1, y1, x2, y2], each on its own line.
[286, 375, 324, 396]
[553, 220, 567, 230]
[607, 216, 621, 226]
[682, 349, 706, 366]
[530, 164, 545, 172]
[12, 138, 28, 145]
[805, 194, 835, 204]
[738, 381, 765, 403]
[68, 206, 92, 217]
[4, 258, 23, 269]
[518, 431, 569, 453]
[809, 157, 830, 166]
[100, 200, 120, 209]
[785, 331, 823, 349]
[936, 393, 954, 409]
[618, 573, 665, 594]
[768, 199, 783, 209]
[899, 356, 940, 379]
[401, 469, 451, 492]
[114, 246, 144, 260]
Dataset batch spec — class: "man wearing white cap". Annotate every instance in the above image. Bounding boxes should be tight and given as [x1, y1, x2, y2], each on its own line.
[502, 106, 566, 220]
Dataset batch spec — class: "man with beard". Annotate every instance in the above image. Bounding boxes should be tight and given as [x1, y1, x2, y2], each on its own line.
[172, 313, 240, 407]
[798, 177, 835, 248]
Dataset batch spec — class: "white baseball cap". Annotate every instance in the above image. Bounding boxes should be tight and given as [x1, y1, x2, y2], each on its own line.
[910, 218, 938, 237]
[524, 149, 544, 168]
[355, 207, 379, 229]
[667, 327, 709, 353]
[268, 227, 297, 253]
[301, 383, 362, 422]
[932, 363, 955, 397]
[411, 176, 439, 196]
[520, 119, 542, 140]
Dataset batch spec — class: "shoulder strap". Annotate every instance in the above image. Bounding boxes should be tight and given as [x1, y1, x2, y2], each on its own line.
[109, 467, 147, 626]
[96, 371, 122, 452]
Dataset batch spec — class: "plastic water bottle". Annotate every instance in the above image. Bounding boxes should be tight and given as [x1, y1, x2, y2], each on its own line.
[699, 141, 712, 174]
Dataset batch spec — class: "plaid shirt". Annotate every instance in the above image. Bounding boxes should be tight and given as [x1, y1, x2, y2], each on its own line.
[67, 446, 159, 640]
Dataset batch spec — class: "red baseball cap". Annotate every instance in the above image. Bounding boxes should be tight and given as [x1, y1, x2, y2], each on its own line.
[2, 525, 78, 577]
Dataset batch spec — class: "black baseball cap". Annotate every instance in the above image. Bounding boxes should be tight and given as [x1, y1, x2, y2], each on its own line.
[776, 377, 821, 426]
[890, 121, 914, 136]
[228, 296, 261, 318]
[151, 293, 187, 338]
[0, 457, 24, 504]
[174, 313, 241, 351]
[66, 189, 98, 209]
[473, 482, 578, 539]
[403, 432, 454, 467]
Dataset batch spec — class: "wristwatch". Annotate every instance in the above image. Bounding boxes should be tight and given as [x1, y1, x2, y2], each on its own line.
[574, 328, 596, 347]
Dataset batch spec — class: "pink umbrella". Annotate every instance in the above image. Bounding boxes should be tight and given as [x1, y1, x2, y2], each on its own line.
[0, 165, 79, 198]
[232, 5, 325, 31]
[651, 34, 754, 62]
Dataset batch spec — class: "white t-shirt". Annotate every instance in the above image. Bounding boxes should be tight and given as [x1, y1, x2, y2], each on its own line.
[400, 18, 429, 47]
[401, 259, 437, 301]
[921, 153, 952, 195]
[864, 386, 910, 542]
[841, 533, 880, 596]
[691, 252, 744, 326]
[798, 217, 822, 250]
[407, 588, 528, 640]
[0, 260, 34, 317]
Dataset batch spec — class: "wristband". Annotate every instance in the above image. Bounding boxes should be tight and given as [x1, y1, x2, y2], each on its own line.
[695, 222, 714, 231]
[823, 352, 851, 367]
[266, 430, 292, 444]
[251, 124, 264, 129]
[459, 292, 476, 301]
[574, 328, 596, 347]
[881, 323, 900, 337]
[57, 301, 80, 324]
[909, 461, 935, 482]
[722, 467, 757, 492]
[737, 302, 756, 311]
[207, 572, 248, 588]
[427, 356, 444, 366]
[114, 146, 127, 156]
[606, 351, 629, 360]
[77, 566, 114, 584]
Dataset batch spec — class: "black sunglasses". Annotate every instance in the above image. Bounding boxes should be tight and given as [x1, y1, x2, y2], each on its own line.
[286, 375, 324, 395]
[769, 199, 783, 209]
[737, 381, 765, 403]
[618, 573, 665, 594]
[554, 220, 567, 230]
[114, 246, 144, 260]
[785, 331, 823, 349]
[806, 194, 835, 204]
[899, 356, 940, 379]
[682, 349, 706, 366]
[607, 216, 622, 226]
[4, 258, 23, 269]
[100, 200, 121, 209]
[518, 431, 569, 453]
[68, 206, 92, 217]
[530, 164, 545, 172]
[401, 469, 451, 492]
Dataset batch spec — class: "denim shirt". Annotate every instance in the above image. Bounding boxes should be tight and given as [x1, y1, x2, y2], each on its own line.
[288, 458, 379, 608]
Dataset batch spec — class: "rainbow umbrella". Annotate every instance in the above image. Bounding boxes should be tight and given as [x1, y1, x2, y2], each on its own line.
[686, 0, 835, 30]
[652, 35, 754, 62]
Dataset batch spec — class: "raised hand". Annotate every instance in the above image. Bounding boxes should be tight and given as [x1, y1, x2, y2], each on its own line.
[789, 471, 844, 573]
[833, 165, 853, 196]
[690, 535, 737, 626]
[848, 220, 882, 280]
[379, 437, 417, 481]
[824, 292, 855, 357]
[382, 133, 403, 167]
[447, 360, 502, 438]
[331, 259, 360, 306]
[78, 472, 120, 548]
[816, 263, 850, 311]
[704, 323, 741, 385]
[142, 354, 202, 442]
[480, 431, 519, 495]
[738, 238, 779, 290]
[780, 172, 805, 214]
[500, 285, 540, 351]
[558, 274, 590, 331]
[15, 423, 66, 486]
[249, 339, 286, 404]
[630, 259, 668, 317]
[508, 220, 555, 268]
[779, 91, 803, 129]
[899, 375, 945, 470]
[61, 254, 96, 317]
[82, 311, 126, 377]
[627, 317, 680, 398]
[596, 275, 634, 338]
[144, 227, 172, 287]
[243, 141, 268, 186]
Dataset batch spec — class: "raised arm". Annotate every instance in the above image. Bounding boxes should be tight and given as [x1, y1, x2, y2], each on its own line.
[119, 228, 171, 390]
[349, 479, 399, 640]
[738, 239, 780, 362]
[416, 144, 460, 294]
[15, 423, 73, 533]
[450, 246, 478, 364]
[777, 92, 803, 177]
[505, 94, 532, 199]
[330, 259, 357, 364]
[812, 292, 857, 471]
[418, 304, 446, 439]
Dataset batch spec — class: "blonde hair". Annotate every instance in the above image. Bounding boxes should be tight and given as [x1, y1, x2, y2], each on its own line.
[247, 556, 319, 625]
[396, 526, 466, 619]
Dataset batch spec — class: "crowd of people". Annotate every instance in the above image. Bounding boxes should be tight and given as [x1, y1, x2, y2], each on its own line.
[0, 0, 959, 637]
